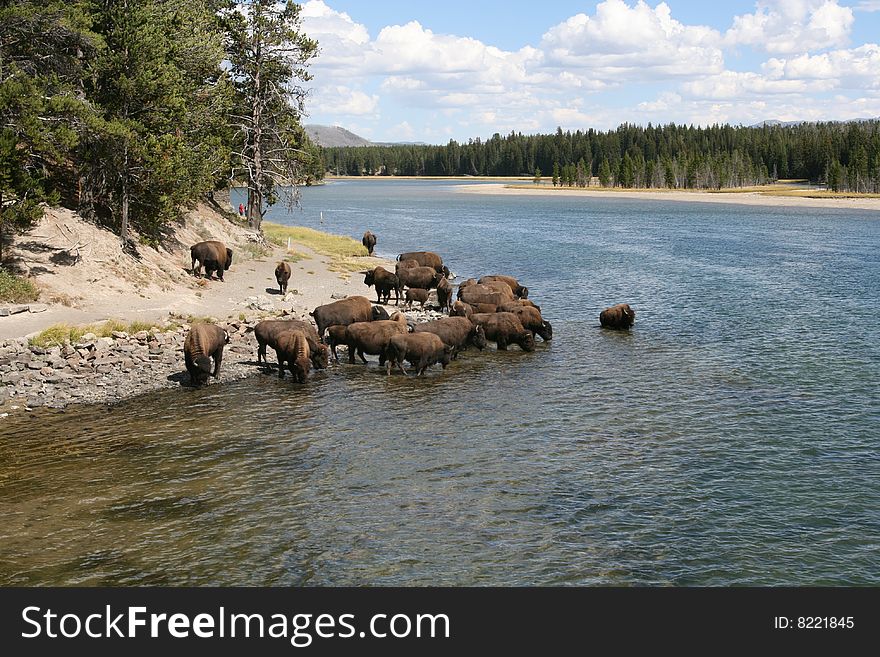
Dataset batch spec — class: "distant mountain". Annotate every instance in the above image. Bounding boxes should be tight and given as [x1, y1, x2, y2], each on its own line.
[305, 125, 371, 147]
[750, 117, 879, 128]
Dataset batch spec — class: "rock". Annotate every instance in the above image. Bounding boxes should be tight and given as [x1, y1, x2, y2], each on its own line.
[245, 295, 275, 311]
[96, 337, 114, 350]
[0, 305, 29, 317]
[330, 293, 347, 300]
[28, 304, 48, 313]
[27, 362, 44, 371]
[133, 331, 150, 341]
[45, 372, 73, 384]
[96, 364, 113, 374]
[111, 331, 129, 339]
[230, 345, 251, 354]
[40, 367, 54, 377]
[81, 333, 97, 342]
[29, 345, 48, 356]
[1, 372, 23, 385]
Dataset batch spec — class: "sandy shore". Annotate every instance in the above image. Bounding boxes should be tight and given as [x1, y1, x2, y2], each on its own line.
[455, 183, 880, 211]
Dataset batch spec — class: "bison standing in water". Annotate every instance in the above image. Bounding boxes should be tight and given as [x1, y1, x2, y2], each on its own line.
[599, 303, 635, 329]
[344, 312, 409, 365]
[479, 275, 529, 299]
[470, 312, 536, 352]
[385, 332, 452, 376]
[275, 329, 311, 382]
[184, 323, 230, 384]
[413, 316, 487, 358]
[191, 240, 233, 281]
[254, 319, 329, 370]
[362, 231, 377, 255]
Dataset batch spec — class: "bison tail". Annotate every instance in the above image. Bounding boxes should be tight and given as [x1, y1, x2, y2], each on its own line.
[196, 355, 212, 373]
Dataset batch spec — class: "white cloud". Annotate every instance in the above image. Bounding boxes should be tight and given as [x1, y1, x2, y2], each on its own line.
[725, 1, 854, 54]
[762, 44, 880, 88]
[540, 0, 723, 78]
[855, 1, 880, 11]
[312, 85, 379, 116]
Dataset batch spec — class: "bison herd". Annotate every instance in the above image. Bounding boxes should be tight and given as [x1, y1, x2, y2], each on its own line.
[183, 238, 636, 384]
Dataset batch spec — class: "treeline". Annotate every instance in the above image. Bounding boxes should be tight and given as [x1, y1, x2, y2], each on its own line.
[322, 121, 880, 193]
[0, 0, 320, 258]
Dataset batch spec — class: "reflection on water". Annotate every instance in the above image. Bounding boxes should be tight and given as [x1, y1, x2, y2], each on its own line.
[1, 181, 879, 585]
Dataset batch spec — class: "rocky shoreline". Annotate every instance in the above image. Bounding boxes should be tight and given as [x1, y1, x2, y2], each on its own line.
[0, 305, 446, 416]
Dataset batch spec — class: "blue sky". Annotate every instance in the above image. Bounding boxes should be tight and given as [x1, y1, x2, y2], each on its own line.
[300, 0, 880, 143]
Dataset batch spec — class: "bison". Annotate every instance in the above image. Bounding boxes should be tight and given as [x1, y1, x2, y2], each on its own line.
[456, 278, 477, 300]
[478, 275, 529, 299]
[413, 316, 487, 358]
[599, 303, 635, 329]
[504, 305, 552, 341]
[498, 299, 542, 312]
[459, 283, 514, 307]
[326, 324, 349, 362]
[397, 264, 442, 291]
[191, 240, 233, 281]
[275, 261, 291, 295]
[436, 277, 453, 314]
[397, 251, 444, 272]
[385, 332, 452, 376]
[405, 287, 429, 308]
[184, 323, 230, 384]
[362, 230, 377, 255]
[470, 312, 536, 352]
[451, 300, 473, 318]
[254, 319, 329, 370]
[275, 329, 311, 382]
[363, 266, 401, 305]
[310, 296, 374, 339]
[344, 312, 409, 365]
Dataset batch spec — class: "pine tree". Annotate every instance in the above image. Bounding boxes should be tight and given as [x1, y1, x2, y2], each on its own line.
[598, 158, 612, 187]
[225, 0, 318, 231]
[552, 162, 560, 187]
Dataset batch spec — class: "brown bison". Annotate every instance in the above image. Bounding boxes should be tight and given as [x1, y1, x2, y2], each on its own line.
[459, 283, 514, 307]
[397, 264, 442, 290]
[363, 266, 401, 305]
[504, 306, 552, 341]
[470, 312, 536, 352]
[413, 316, 487, 358]
[436, 277, 453, 313]
[275, 329, 311, 382]
[326, 324, 349, 362]
[275, 261, 291, 295]
[498, 299, 542, 312]
[184, 323, 230, 384]
[254, 319, 329, 370]
[191, 240, 233, 281]
[478, 275, 529, 299]
[397, 251, 443, 272]
[451, 300, 473, 318]
[344, 312, 409, 365]
[310, 296, 374, 339]
[456, 278, 477, 300]
[599, 303, 635, 329]
[385, 332, 452, 376]
[405, 287, 429, 308]
[362, 230, 377, 255]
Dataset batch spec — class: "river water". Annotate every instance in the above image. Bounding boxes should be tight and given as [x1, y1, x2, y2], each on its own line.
[2, 180, 878, 585]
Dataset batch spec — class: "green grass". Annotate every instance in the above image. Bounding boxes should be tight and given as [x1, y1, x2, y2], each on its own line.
[262, 222, 369, 258]
[0, 269, 40, 304]
[29, 319, 174, 348]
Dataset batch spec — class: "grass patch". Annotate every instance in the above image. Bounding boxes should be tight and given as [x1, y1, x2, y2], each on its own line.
[283, 252, 309, 264]
[263, 222, 368, 259]
[239, 241, 271, 260]
[0, 269, 40, 304]
[29, 319, 173, 348]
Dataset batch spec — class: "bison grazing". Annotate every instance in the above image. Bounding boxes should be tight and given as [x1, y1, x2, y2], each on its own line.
[385, 332, 452, 376]
[397, 251, 444, 272]
[184, 323, 230, 385]
[413, 316, 487, 358]
[363, 266, 400, 305]
[478, 275, 529, 299]
[310, 296, 373, 339]
[396, 264, 442, 291]
[191, 240, 233, 281]
[405, 287, 429, 308]
[254, 319, 329, 370]
[275, 329, 311, 382]
[362, 230, 377, 255]
[599, 303, 635, 330]
[344, 312, 409, 365]
[470, 312, 536, 352]
[504, 305, 552, 341]
[275, 261, 291, 295]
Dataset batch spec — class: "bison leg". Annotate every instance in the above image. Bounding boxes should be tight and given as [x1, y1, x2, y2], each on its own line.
[191, 257, 200, 277]
[256, 340, 267, 364]
[397, 357, 408, 376]
[497, 339, 508, 350]
[277, 354, 286, 378]
[212, 347, 224, 378]
[357, 349, 366, 364]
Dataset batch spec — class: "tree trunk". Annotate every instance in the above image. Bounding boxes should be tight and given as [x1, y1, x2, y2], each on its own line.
[120, 139, 130, 245]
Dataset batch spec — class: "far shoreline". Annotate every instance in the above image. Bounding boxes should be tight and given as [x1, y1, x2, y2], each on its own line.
[454, 183, 880, 211]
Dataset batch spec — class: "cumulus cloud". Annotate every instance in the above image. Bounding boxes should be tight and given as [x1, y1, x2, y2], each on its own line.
[540, 0, 723, 78]
[762, 44, 880, 88]
[311, 85, 379, 116]
[725, 0, 854, 54]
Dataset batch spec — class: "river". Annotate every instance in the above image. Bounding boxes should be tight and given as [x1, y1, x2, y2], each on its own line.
[2, 180, 878, 585]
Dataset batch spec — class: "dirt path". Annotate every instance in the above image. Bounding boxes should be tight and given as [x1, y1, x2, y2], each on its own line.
[0, 204, 392, 340]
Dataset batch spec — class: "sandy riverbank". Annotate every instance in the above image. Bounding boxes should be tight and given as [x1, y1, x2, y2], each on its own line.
[455, 183, 880, 211]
